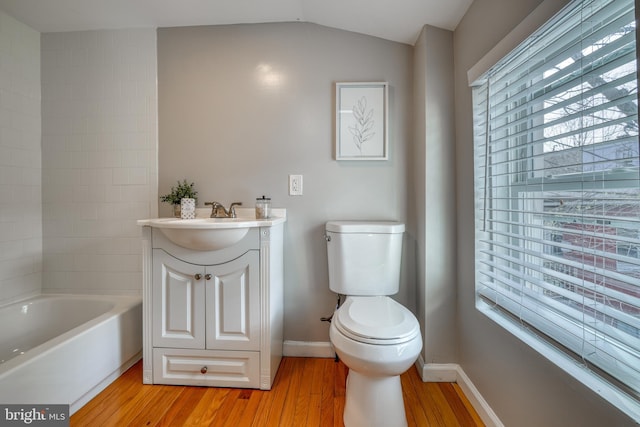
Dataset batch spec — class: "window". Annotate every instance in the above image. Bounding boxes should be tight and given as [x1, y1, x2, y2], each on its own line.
[472, 0, 640, 418]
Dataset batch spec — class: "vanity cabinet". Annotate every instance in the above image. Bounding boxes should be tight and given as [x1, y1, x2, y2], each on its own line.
[139, 214, 284, 390]
[152, 250, 259, 351]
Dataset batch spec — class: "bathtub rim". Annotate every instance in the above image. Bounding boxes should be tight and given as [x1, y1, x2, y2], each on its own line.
[0, 293, 142, 378]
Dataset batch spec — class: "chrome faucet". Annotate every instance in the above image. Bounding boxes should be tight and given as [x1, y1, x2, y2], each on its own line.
[205, 201, 242, 218]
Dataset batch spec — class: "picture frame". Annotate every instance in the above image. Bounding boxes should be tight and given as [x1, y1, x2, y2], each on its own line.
[335, 82, 388, 160]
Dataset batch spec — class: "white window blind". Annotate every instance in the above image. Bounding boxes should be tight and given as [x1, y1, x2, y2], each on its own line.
[472, 0, 640, 416]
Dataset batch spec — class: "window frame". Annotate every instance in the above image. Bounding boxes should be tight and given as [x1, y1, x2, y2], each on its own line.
[471, 0, 640, 420]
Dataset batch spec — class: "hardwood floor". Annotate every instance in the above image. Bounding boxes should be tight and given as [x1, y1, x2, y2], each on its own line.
[71, 357, 485, 427]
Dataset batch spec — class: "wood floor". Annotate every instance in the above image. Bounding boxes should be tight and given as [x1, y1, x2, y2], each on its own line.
[71, 357, 485, 427]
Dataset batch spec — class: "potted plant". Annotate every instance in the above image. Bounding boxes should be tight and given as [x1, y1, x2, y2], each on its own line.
[160, 179, 198, 217]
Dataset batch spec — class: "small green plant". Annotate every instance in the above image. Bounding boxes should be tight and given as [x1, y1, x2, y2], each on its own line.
[160, 179, 198, 205]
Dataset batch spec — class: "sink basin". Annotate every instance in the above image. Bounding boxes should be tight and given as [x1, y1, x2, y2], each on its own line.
[138, 209, 286, 251]
[147, 218, 251, 251]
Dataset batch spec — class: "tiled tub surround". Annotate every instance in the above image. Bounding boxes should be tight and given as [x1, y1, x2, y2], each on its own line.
[0, 294, 142, 414]
[0, 11, 42, 304]
[41, 29, 158, 295]
[0, 17, 151, 418]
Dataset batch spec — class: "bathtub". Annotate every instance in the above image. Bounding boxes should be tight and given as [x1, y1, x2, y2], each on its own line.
[0, 294, 142, 414]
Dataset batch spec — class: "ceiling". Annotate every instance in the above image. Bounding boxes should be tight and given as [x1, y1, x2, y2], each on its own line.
[0, 0, 473, 45]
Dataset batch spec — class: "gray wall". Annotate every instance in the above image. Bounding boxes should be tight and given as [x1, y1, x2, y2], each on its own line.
[413, 25, 457, 364]
[157, 23, 416, 343]
[454, 0, 635, 425]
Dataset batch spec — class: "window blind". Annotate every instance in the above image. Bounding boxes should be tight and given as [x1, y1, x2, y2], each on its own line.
[473, 0, 640, 413]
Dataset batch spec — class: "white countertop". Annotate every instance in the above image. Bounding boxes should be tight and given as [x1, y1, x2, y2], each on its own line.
[137, 207, 286, 229]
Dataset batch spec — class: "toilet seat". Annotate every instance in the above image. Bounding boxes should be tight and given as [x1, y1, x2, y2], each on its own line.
[334, 296, 420, 345]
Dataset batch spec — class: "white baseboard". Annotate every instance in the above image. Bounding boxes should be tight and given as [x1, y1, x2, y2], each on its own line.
[416, 355, 504, 427]
[416, 354, 459, 382]
[286, 341, 502, 427]
[454, 365, 504, 427]
[283, 340, 336, 358]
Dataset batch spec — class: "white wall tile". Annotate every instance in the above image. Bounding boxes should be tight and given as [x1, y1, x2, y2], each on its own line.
[0, 10, 41, 304]
[42, 28, 157, 295]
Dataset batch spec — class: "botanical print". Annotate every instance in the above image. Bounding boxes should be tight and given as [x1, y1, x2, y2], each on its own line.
[348, 96, 375, 153]
[336, 82, 388, 160]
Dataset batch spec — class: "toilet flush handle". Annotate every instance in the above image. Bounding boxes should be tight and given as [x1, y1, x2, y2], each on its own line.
[324, 233, 331, 242]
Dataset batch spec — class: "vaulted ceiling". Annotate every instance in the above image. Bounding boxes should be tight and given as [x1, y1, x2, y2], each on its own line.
[0, 0, 473, 45]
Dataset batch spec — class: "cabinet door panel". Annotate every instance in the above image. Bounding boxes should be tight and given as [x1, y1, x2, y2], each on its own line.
[153, 250, 205, 348]
[206, 251, 260, 350]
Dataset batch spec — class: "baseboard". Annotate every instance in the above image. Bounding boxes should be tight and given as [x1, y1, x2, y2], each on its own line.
[283, 340, 335, 358]
[454, 365, 504, 427]
[416, 355, 504, 427]
[287, 342, 502, 426]
[416, 355, 459, 382]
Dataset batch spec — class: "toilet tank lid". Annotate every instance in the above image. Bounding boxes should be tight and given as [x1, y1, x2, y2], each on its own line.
[325, 221, 405, 234]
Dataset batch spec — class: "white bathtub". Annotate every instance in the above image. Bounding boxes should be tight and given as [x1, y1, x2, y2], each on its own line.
[0, 294, 142, 414]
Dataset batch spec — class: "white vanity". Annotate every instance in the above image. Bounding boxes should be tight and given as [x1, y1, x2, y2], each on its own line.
[137, 208, 285, 389]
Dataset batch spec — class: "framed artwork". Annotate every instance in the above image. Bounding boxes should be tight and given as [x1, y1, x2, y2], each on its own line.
[335, 82, 388, 160]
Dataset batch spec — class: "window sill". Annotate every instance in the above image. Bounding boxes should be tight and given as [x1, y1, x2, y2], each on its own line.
[476, 298, 640, 422]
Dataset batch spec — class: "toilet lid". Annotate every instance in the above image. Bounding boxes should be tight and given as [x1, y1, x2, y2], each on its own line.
[334, 296, 420, 345]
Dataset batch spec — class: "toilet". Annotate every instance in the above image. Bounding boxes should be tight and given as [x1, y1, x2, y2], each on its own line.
[325, 220, 422, 427]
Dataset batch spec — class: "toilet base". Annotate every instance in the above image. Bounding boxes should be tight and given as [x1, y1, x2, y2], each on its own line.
[343, 370, 408, 427]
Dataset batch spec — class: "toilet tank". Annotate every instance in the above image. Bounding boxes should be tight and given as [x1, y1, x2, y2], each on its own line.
[325, 221, 405, 296]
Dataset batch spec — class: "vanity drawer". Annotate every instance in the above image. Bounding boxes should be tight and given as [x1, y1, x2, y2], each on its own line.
[153, 348, 259, 388]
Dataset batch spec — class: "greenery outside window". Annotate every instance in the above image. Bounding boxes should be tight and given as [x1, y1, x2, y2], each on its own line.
[472, 0, 640, 419]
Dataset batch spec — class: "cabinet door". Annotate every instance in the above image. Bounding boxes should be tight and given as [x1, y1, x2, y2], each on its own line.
[153, 250, 205, 349]
[206, 251, 260, 350]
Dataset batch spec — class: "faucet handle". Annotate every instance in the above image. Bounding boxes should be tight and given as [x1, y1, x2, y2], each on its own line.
[229, 202, 242, 218]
